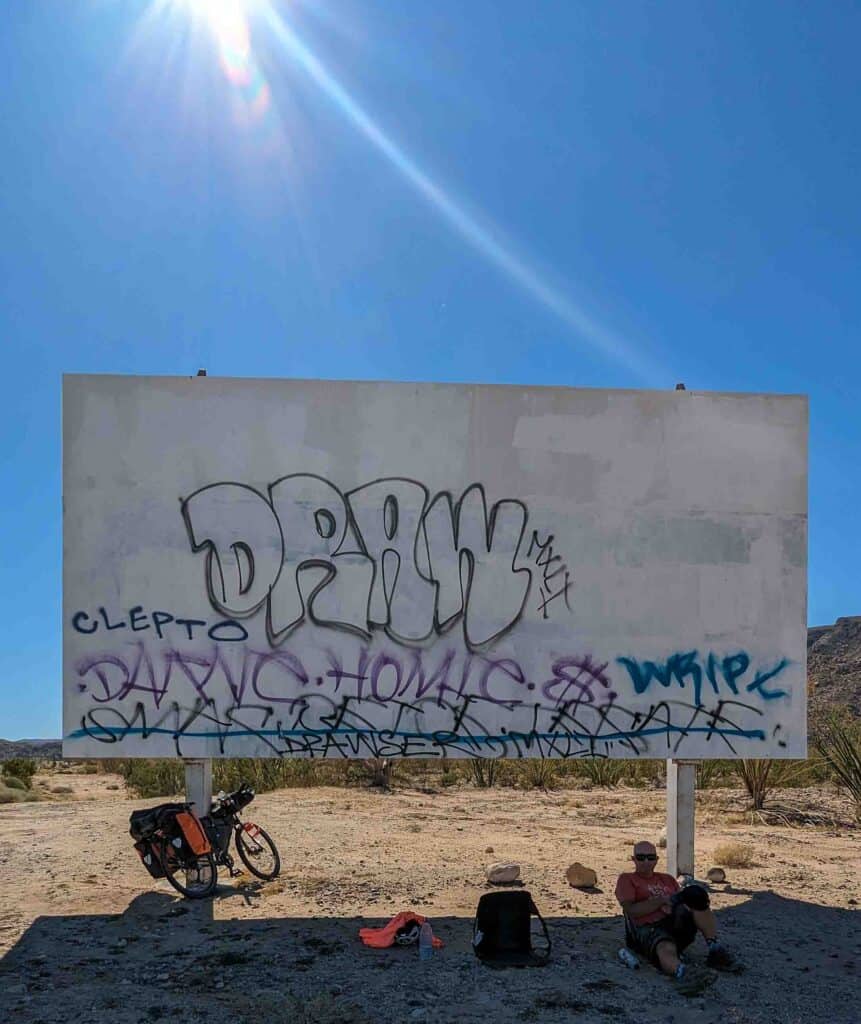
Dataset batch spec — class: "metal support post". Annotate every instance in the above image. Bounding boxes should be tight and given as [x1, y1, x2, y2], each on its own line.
[184, 758, 212, 817]
[666, 759, 696, 880]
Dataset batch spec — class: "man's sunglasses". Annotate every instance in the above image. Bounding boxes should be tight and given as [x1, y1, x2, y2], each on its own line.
[634, 854, 658, 862]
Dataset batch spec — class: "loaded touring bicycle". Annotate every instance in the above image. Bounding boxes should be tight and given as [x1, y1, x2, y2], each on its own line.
[129, 783, 280, 898]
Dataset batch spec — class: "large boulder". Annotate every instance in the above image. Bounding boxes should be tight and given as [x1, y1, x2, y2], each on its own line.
[565, 862, 598, 888]
[486, 862, 521, 884]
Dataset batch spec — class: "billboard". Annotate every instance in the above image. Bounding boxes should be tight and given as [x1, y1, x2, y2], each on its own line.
[63, 375, 807, 759]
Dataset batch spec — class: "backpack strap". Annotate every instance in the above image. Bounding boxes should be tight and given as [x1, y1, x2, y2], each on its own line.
[529, 896, 552, 963]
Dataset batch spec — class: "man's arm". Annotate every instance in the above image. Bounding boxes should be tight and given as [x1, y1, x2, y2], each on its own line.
[619, 896, 673, 920]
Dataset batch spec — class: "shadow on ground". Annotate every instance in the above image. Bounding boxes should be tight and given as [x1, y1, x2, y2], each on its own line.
[0, 889, 858, 1024]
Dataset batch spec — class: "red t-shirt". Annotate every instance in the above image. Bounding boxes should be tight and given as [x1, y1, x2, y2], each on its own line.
[615, 871, 679, 924]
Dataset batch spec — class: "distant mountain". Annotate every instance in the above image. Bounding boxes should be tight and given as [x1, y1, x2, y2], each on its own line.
[808, 616, 861, 720]
[0, 738, 62, 760]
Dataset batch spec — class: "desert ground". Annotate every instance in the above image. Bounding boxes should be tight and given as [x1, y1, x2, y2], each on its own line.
[0, 767, 859, 1024]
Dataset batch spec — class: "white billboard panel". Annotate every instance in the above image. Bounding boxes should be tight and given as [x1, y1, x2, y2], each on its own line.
[63, 375, 807, 759]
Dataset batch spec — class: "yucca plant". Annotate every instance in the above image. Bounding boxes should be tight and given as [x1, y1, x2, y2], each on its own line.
[815, 715, 861, 821]
[519, 758, 559, 790]
[579, 757, 626, 788]
[733, 758, 799, 810]
[469, 758, 499, 788]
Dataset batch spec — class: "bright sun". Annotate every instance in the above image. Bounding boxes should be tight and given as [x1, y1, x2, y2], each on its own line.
[183, 0, 250, 31]
[163, 0, 272, 116]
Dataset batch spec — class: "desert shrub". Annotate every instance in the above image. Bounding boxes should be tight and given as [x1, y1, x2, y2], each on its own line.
[575, 758, 626, 788]
[1, 758, 36, 788]
[515, 758, 560, 790]
[712, 842, 754, 868]
[119, 760, 184, 798]
[358, 758, 395, 789]
[116, 756, 411, 798]
[50, 785, 74, 794]
[696, 760, 733, 788]
[2, 776, 27, 791]
[0, 782, 40, 804]
[815, 714, 861, 820]
[469, 759, 500, 788]
[620, 759, 665, 787]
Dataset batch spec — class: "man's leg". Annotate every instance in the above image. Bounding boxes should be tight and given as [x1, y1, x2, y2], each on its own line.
[654, 937, 717, 995]
[654, 938, 681, 976]
[690, 907, 718, 941]
[688, 906, 738, 970]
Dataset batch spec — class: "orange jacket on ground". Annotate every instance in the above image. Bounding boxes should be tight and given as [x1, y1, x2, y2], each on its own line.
[358, 911, 444, 948]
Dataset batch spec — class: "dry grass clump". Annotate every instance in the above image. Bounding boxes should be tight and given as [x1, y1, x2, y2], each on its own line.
[712, 842, 755, 868]
[0, 781, 41, 804]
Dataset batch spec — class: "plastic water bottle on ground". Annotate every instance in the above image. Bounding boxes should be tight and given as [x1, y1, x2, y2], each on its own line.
[419, 921, 434, 962]
[617, 947, 639, 969]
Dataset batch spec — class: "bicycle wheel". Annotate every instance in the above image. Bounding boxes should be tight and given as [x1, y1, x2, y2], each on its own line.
[159, 838, 218, 899]
[235, 824, 280, 880]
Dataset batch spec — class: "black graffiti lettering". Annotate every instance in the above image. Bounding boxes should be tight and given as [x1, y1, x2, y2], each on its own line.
[207, 619, 248, 642]
[181, 482, 284, 617]
[99, 606, 126, 631]
[174, 617, 206, 640]
[129, 606, 150, 632]
[152, 611, 174, 639]
[183, 476, 534, 653]
[528, 531, 573, 620]
[425, 485, 531, 650]
[267, 474, 372, 643]
[72, 611, 98, 634]
[347, 478, 435, 643]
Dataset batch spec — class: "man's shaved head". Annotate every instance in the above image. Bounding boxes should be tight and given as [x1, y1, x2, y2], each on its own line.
[631, 840, 659, 875]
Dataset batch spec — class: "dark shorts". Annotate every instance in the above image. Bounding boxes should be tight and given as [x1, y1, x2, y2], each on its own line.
[628, 904, 697, 963]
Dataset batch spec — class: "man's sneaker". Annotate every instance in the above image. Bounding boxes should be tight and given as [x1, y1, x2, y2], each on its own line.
[672, 964, 717, 996]
[706, 944, 742, 972]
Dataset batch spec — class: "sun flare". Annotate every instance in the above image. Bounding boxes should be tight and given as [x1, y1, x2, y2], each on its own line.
[175, 0, 272, 116]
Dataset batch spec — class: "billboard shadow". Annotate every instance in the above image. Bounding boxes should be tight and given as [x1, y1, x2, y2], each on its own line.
[0, 889, 857, 1024]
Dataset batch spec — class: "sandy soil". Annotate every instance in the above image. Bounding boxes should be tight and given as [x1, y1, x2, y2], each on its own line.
[0, 769, 859, 1024]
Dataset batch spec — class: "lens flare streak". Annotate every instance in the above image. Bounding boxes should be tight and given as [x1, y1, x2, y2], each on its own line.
[260, 7, 659, 380]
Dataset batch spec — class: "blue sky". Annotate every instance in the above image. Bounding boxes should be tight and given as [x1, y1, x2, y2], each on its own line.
[1, 1, 858, 738]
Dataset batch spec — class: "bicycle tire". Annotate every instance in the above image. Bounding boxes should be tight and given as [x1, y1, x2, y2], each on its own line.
[235, 824, 280, 880]
[159, 838, 218, 899]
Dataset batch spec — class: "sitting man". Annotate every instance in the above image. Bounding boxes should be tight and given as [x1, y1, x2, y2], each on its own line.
[615, 841, 736, 994]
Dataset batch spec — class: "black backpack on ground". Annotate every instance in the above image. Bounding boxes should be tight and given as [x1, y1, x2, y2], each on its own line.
[472, 890, 551, 967]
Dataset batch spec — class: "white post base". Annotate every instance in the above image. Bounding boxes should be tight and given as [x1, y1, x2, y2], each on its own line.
[184, 758, 212, 818]
[666, 759, 696, 879]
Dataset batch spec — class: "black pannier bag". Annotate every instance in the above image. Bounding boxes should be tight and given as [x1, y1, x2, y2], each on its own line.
[134, 840, 166, 879]
[472, 891, 551, 967]
[129, 803, 187, 842]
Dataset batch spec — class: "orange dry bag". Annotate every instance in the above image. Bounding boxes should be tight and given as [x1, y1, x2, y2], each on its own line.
[174, 811, 212, 856]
